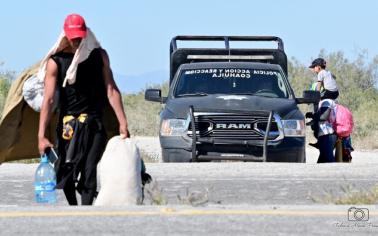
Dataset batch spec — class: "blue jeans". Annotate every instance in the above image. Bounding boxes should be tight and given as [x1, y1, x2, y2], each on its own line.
[342, 136, 353, 151]
[317, 134, 337, 163]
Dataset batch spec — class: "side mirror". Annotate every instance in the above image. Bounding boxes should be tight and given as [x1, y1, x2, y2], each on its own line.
[296, 90, 320, 104]
[145, 89, 166, 103]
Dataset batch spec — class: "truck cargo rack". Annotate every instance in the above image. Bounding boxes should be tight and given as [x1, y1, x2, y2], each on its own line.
[170, 35, 288, 83]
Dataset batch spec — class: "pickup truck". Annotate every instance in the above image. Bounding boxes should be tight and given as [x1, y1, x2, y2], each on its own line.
[145, 36, 319, 162]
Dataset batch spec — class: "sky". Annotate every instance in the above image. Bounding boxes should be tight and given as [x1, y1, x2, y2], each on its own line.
[1, 0, 378, 92]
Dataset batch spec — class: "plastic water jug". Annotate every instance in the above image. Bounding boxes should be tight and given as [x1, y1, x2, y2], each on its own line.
[34, 154, 57, 203]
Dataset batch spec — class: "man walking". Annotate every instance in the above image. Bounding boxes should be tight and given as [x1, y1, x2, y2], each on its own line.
[38, 14, 128, 205]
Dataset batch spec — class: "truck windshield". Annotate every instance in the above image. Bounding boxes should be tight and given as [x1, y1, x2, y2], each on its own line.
[174, 68, 289, 98]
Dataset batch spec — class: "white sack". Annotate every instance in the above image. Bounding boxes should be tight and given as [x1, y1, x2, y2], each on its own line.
[22, 75, 59, 112]
[95, 136, 143, 206]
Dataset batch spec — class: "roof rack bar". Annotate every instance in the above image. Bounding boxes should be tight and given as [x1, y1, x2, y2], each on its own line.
[170, 35, 284, 52]
[187, 55, 275, 60]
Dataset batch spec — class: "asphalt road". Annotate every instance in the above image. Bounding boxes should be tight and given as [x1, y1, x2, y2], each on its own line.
[0, 143, 377, 235]
[1, 205, 378, 236]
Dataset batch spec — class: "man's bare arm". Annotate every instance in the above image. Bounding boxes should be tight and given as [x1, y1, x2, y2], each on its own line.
[100, 49, 129, 138]
[38, 59, 58, 154]
[316, 81, 323, 92]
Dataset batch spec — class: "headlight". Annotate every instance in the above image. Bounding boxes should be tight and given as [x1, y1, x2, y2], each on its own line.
[282, 120, 305, 137]
[160, 119, 189, 136]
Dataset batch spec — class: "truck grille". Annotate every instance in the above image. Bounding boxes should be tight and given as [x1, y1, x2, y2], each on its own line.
[188, 113, 280, 140]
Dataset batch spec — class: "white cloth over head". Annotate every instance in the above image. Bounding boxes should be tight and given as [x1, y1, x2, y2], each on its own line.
[23, 28, 101, 112]
[37, 28, 101, 87]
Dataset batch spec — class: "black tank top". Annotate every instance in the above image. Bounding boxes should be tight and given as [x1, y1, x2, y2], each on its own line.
[51, 48, 107, 116]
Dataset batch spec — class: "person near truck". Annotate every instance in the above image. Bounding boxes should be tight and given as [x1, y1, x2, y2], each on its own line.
[309, 58, 339, 100]
[315, 98, 337, 163]
[38, 14, 129, 205]
[307, 58, 339, 149]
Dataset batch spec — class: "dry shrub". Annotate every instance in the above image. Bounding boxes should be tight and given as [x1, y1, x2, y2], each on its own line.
[310, 184, 378, 205]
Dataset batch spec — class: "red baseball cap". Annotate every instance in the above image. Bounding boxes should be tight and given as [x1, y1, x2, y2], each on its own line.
[63, 14, 87, 39]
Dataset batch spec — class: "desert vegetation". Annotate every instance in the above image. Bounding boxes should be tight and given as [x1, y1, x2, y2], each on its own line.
[1, 50, 377, 149]
[0, 65, 13, 116]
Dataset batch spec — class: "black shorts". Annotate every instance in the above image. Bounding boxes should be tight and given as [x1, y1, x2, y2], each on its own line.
[321, 90, 339, 100]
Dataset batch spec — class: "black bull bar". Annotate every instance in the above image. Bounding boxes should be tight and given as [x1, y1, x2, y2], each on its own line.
[189, 106, 274, 162]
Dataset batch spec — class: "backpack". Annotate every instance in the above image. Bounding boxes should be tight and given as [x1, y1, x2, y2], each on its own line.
[333, 104, 354, 137]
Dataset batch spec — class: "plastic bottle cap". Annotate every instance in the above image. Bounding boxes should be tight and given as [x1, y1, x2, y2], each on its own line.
[41, 154, 49, 163]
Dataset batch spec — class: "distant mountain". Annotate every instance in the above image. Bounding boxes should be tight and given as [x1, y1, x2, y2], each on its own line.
[114, 71, 168, 94]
